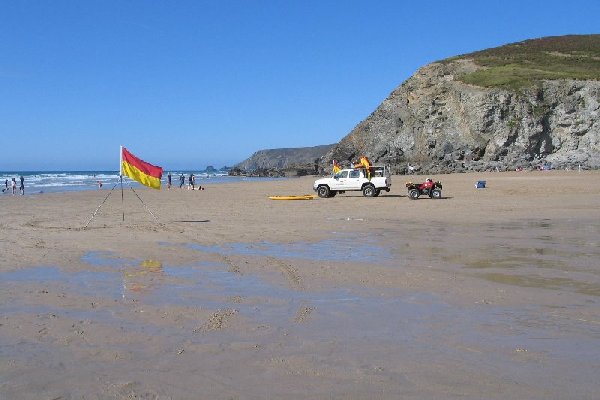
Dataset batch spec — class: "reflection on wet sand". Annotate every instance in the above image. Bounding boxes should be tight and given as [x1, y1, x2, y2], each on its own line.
[480, 272, 600, 297]
[123, 259, 164, 294]
[383, 219, 600, 297]
[1, 220, 599, 398]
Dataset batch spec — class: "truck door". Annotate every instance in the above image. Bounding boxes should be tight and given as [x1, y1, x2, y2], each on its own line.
[345, 169, 362, 190]
[330, 170, 348, 190]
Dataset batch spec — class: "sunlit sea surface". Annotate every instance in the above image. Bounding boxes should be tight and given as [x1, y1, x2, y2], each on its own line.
[0, 171, 280, 194]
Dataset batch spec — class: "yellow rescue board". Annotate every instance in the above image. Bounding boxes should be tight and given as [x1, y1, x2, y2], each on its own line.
[268, 194, 316, 200]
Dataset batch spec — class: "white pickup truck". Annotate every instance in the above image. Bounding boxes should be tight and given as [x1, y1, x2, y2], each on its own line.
[313, 166, 392, 198]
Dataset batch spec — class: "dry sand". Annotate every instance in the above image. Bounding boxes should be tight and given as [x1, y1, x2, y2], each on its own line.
[1, 171, 599, 399]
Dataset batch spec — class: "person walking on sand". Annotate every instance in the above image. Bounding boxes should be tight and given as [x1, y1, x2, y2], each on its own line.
[11, 178, 17, 195]
[188, 173, 195, 190]
[167, 172, 172, 190]
[19, 175, 24, 195]
[179, 173, 185, 189]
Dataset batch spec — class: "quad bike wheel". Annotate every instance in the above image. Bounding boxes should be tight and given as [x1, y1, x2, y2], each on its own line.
[431, 189, 442, 199]
[408, 189, 419, 200]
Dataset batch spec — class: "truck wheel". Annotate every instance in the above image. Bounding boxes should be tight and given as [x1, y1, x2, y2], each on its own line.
[431, 189, 442, 199]
[362, 184, 376, 197]
[317, 185, 330, 198]
[408, 189, 419, 200]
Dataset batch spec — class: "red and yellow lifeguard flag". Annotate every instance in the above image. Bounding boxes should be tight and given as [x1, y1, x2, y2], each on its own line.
[120, 146, 163, 189]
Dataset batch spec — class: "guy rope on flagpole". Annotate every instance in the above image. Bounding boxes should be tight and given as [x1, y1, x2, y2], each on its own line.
[128, 184, 160, 222]
[83, 183, 118, 229]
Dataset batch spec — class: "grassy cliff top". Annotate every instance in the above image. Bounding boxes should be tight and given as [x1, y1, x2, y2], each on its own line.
[447, 34, 600, 90]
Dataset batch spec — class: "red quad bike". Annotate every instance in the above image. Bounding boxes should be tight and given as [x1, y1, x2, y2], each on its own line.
[405, 179, 442, 200]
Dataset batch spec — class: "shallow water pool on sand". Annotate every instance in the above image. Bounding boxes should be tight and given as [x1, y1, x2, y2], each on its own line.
[177, 235, 395, 264]
[1, 251, 452, 349]
[0, 265, 124, 299]
[2, 231, 600, 398]
[2, 249, 598, 353]
[379, 219, 600, 296]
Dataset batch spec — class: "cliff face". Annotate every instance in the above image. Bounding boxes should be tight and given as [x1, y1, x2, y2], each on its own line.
[233, 144, 334, 175]
[234, 36, 600, 174]
[324, 59, 600, 173]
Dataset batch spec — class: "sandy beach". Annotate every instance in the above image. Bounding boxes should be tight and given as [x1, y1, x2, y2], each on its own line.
[1, 171, 599, 399]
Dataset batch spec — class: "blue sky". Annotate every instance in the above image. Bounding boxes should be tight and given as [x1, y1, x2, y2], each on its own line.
[1, 0, 598, 171]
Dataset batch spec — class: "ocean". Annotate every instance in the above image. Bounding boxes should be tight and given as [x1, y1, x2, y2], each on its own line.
[0, 171, 276, 195]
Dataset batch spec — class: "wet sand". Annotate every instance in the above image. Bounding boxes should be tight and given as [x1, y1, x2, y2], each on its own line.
[1, 171, 599, 399]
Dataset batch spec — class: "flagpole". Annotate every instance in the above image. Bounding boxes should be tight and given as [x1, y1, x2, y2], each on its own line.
[120, 146, 125, 222]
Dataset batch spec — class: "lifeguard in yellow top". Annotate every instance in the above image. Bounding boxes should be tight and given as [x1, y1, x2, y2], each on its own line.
[332, 160, 341, 174]
[353, 156, 373, 180]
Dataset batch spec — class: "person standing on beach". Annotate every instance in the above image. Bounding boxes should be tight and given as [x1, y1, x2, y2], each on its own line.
[167, 172, 172, 190]
[19, 175, 24, 195]
[179, 173, 185, 189]
[188, 173, 195, 190]
[11, 178, 17, 195]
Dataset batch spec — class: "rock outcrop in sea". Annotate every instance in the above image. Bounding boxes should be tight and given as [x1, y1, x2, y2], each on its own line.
[231, 144, 334, 176]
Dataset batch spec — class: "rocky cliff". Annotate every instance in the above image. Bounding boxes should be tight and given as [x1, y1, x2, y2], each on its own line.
[232, 144, 334, 176]
[234, 36, 600, 175]
[324, 35, 600, 173]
